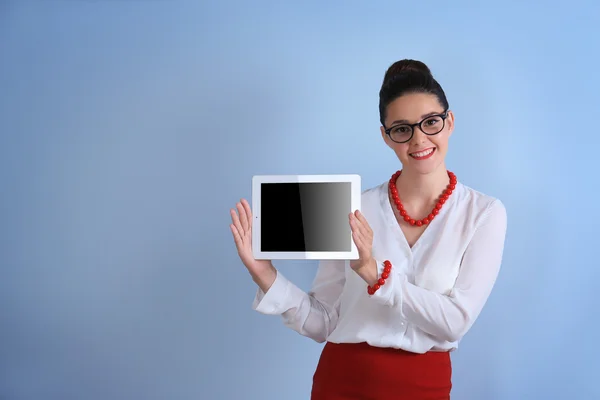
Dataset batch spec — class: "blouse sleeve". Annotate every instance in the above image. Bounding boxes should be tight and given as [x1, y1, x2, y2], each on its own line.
[252, 259, 346, 343]
[369, 199, 508, 343]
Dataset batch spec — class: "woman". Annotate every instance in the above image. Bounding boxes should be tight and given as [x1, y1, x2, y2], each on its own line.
[229, 59, 507, 399]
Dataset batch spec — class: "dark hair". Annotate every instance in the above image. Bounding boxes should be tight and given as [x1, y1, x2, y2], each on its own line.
[378, 59, 449, 126]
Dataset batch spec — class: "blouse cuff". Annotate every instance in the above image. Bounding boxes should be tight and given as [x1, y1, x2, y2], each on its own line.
[368, 258, 406, 313]
[252, 270, 290, 315]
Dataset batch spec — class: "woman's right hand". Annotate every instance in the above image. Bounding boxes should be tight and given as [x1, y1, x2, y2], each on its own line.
[230, 198, 277, 292]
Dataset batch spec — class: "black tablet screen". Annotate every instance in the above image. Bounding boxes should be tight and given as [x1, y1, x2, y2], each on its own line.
[260, 182, 352, 252]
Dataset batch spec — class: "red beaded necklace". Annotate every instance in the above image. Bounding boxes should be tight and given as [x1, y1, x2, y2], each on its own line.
[366, 170, 458, 296]
[388, 169, 457, 227]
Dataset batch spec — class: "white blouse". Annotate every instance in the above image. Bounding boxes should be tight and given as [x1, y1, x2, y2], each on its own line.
[252, 180, 507, 353]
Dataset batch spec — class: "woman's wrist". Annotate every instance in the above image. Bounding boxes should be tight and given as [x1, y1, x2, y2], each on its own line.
[354, 257, 379, 287]
[250, 262, 278, 293]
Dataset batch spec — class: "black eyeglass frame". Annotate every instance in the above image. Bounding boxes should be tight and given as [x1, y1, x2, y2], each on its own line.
[383, 110, 449, 144]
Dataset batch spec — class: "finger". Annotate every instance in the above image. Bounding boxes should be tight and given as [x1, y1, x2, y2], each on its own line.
[353, 217, 372, 243]
[354, 210, 372, 235]
[353, 235, 371, 262]
[349, 213, 357, 228]
[349, 216, 361, 238]
[241, 198, 253, 228]
[230, 224, 243, 248]
[350, 211, 365, 229]
[353, 235, 370, 260]
[354, 210, 370, 230]
[237, 202, 249, 233]
[351, 222, 370, 251]
[231, 208, 245, 237]
[350, 214, 367, 237]
[352, 229, 365, 250]
[349, 212, 361, 225]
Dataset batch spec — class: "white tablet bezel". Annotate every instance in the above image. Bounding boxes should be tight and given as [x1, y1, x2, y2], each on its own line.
[252, 174, 361, 260]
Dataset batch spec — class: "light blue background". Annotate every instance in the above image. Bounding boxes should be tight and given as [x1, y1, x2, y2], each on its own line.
[1, 1, 598, 399]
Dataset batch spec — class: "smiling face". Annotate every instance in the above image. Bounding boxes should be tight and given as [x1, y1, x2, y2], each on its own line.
[380, 92, 454, 175]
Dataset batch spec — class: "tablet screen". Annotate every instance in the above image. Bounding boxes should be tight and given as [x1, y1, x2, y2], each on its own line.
[260, 182, 351, 252]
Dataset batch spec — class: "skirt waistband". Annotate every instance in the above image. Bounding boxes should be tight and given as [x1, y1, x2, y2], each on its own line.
[311, 341, 452, 400]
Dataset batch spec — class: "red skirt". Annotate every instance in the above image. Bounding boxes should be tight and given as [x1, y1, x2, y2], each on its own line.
[311, 342, 452, 400]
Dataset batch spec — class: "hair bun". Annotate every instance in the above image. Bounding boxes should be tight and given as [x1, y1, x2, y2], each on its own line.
[383, 59, 432, 85]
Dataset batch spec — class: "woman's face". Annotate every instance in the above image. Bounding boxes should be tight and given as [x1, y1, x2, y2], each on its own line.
[380, 92, 454, 175]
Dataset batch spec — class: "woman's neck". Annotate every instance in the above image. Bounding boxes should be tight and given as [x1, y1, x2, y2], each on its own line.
[394, 165, 450, 210]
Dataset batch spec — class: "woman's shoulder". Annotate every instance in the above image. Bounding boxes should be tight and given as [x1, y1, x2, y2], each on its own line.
[361, 181, 386, 196]
[361, 181, 387, 206]
[357, 182, 387, 221]
[455, 182, 507, 223]
[457, 182, 503, 206]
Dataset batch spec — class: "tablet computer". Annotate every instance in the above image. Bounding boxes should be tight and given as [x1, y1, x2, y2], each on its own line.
[252, 174, 361, 260]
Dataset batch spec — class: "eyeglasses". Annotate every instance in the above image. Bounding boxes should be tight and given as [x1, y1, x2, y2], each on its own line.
[383, 111, 448, 144]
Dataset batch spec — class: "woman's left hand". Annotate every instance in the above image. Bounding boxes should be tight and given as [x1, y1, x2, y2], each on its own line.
[349, 210, 374, 271]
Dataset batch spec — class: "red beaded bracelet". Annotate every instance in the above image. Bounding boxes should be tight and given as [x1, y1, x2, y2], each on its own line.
[367, 260, 392, 295]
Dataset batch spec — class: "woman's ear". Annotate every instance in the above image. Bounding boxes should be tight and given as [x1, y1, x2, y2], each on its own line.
[380, 126, 392, 148]
[446, 111, 455, 137]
